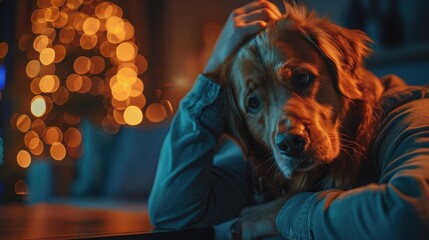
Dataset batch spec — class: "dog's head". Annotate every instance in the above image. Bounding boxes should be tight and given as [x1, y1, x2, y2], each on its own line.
[222, 4, 373, 179]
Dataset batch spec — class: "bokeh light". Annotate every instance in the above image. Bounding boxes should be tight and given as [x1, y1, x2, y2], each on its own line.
[33, 35, 50, 52]
[73, 56, 91, 74]
[44, 126, 63, 145]
[31, 95, 47, 117]
[16, 114, 32, 133]
[15, 0, 159, 164]
[116, 42, 136, 62]
[123, 105, 143, 126]
[25, 60, 40, 78]
[83, 17, 100, 35]
[39, 75, 60, 93]
[50, 142, 66, 160]
[31, 119, 46, 136]
[64, 127, 81, 148]
[17, 150, 32, 168]
[145, 103, 167, 123]
[39, 47, 56, 65]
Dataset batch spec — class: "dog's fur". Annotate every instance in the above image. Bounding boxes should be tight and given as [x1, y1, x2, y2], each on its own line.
[221, 3, 384, 195]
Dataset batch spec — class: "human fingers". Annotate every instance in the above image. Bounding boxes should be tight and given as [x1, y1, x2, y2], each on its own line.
[235, 0, 282, 18]
[235, 20, 268, 36]
[239, 7, 280, 24]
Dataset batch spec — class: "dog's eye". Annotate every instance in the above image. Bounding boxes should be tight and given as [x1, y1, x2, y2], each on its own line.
[247, 96, 261, 113]
[293, 73, 314, 86]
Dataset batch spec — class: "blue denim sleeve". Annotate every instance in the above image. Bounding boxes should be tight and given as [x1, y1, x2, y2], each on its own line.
[148, 75, 251, 229]
[276, 98, 429, 239]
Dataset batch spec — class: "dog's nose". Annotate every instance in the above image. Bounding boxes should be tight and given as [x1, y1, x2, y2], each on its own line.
[276, 131, 306, 157]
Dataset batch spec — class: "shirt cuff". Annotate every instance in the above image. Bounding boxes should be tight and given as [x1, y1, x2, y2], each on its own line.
[180, 74, 224, 136]
[276, 192, 317, 239]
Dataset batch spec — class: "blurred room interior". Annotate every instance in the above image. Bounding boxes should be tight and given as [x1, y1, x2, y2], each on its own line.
[0, 0, 428, 239]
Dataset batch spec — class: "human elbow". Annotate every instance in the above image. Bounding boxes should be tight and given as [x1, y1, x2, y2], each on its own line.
[148, 196, 204, 230]
[388, 175, 429, 238]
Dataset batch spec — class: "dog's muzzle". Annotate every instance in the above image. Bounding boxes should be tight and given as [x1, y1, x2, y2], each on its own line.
[276, 127, 307, 157]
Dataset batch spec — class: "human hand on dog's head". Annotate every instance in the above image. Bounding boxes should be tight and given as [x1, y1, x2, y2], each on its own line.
[203, 0, 281, 81]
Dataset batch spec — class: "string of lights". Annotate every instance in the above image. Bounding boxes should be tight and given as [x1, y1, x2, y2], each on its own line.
[12, 0, 169, 170]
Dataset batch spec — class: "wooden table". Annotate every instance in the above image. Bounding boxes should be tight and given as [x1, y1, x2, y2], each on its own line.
[0, 203, 213, 239]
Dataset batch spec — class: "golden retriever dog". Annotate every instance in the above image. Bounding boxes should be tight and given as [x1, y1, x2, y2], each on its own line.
[221, 3, 384, 196]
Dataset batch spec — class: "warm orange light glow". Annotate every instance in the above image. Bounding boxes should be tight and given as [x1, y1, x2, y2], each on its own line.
[77, 75, 91, 93]
[145, 103, 167, 123]
[17, 0, 151, 153]
[71, 12, 86, 32]
[89, 56, 105, 74]
[52, 11, 68, 28]
[111, 98, 128, 110]
[66, 0, 83, 10]
[44, 6, 60, 22]
[59, 26, 75, 43]
[32, 22, 49, 34]
[107, 30, 126, 44]
[123, 22, 135, 41]
[16, 114, 31, 133]
[111, 82, 131, 101]
[50, 142, 66, 160]
[135, 54, 148, 74]
[39, 75, 60, 93]
[0, 42, 8, 58]
[95, 2, 113, 19]
[130, 80, 143, 98]
[45, 96, 54, 114]
[100, 41, 115, 58]
[29, 137, 44, 156]
[83, 17, 100, 35]
[64, 127, 82, 148]
[33, 35, 50, 52]
[40, 63, 56, 76]
[31, 119, 46, 136]
[53, 45, 66, 63]
[73, 56, 91, 74]
[52, 86, 69, 105]
[17, 150, 32, 168]
[51, 0, 65, 8]
[123, 105, 143, 126]
[80, 34, 98, 49]
[113, 109, 126, 125]
[106, 16, 124, 34]
[26, 60, 41, 78]
[117, 67, 137, 84]
[130, 94, 146, 109]
[31, 95, 47, 117]
[39, 47, 56, 65]
[116, 42, 136, 62]
[30, 78, 42, 94]
[66, 74, 83, 92]
[44, 126, 63, 145]
[37, 0, 51, 8]
[24, 131, 39, 148]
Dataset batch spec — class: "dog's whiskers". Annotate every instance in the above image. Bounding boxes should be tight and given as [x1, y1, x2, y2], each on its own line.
[253, 152, 274, 169]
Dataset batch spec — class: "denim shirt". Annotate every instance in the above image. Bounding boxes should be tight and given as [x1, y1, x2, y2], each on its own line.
[148, 74, 429, 239]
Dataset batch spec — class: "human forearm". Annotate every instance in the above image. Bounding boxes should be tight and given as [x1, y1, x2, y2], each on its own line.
[148, 75, 251, 229]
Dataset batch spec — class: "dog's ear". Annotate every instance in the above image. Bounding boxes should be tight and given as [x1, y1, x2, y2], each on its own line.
[304, 20, 372, 99]
[219, 59, 252, 157]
